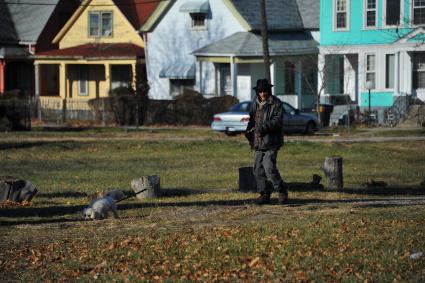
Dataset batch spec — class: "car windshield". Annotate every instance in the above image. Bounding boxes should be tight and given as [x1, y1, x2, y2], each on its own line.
[229, 102, 251, 112]
[282, 102, 295, 114]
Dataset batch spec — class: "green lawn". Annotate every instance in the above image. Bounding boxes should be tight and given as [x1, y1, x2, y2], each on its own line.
[1, 129, 425, 282]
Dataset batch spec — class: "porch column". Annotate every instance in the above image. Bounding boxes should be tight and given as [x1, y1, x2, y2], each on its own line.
[59, 63, 67, 99]
[34, 63, 41, 120]
[402, 51, 412, 94]
[199, 61, 203, 94]
[358, 53, 365, 98]
[270, 61, 276, 95]
[230, 56, 238, 98]
[318, 53, 325, 99]
[105, 63, 110, 97]
[295, 60, 302, 109]
[131, 62, 137, 91]
[0, 61, 5, 94]
[394, 51, 400, 95]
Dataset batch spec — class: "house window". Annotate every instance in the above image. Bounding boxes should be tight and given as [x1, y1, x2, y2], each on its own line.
[325, 55, 344, 95]
[413, 0, 425, 25]
[385, 0, 400, 25]
[365, 54, 376, 88]
[89, 11, 112, 37]
[284, 61, 295, 94]
[385, 54, 395, 89]
[78, 66, 89, 96]
[170, 79, 194, 96]
[334, 0, 349, 30]
[302, 61, 317, 95]
[413, 53, 425, 88]
[365, 0, 377, 28]
[111, 65, 132, 90]
[191, 13, 207, 29]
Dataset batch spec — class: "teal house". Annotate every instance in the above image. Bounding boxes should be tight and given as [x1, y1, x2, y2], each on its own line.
[320, 0, 425, 111]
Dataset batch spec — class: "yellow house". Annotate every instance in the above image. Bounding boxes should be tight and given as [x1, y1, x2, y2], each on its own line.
[34, 0, 155, 115]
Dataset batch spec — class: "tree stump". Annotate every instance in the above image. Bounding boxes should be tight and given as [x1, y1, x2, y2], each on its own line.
[131, 175, 161, 199]
[239, 167, 257, 192]
[322, 156, 343, 189]
[0, 177, 37, 203]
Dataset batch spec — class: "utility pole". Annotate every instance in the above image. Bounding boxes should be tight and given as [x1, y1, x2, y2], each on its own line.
[259, 0, 271, 81]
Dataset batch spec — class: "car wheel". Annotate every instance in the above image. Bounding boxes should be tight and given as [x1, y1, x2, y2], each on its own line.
[304, 121, 316, 135]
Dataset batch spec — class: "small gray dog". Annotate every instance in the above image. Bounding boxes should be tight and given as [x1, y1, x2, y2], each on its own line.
[83, 189, 124, 220]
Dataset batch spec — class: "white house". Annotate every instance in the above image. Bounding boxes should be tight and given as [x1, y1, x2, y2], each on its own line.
[140, 0, 244, 100]
[141, 0, 320, 110]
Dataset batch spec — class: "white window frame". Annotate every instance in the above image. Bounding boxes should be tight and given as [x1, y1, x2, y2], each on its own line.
[382, 0, 404, 27]
[333, 0, 350, 31]
[88, 11, 113, 37]
[169, 79, 195, 96]
[385, 53, 395, 89]
[413, 53, 425, 89]
[365, 53, 376, 89]
[190, 13, 207, 30]
[364, 0, 378, 29]
[412, 0, 425, 26]
[78, 66, 88, 96]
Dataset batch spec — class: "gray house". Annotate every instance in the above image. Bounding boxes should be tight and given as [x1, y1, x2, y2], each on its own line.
[0, 0, 78, 96]
[192, 0, 320, 109]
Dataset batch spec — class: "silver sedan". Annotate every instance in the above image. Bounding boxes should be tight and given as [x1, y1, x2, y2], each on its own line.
[211, 101, 319, 135]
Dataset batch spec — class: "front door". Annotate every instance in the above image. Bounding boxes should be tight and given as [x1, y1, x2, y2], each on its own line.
[412, 52, 425, 101]
[220, 65, 231, 96]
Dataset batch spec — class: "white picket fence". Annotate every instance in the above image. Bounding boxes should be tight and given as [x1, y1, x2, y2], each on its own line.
[40, 97, 92, 110]
[39, 96, 95, 121]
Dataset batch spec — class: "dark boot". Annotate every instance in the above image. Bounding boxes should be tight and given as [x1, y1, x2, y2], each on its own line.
[256, 192, 271, 205]
[277, 190, 288, 204]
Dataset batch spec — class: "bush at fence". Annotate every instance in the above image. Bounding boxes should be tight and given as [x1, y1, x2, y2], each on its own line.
[0, 90, 31, 131]
[88, 87, 147, 126]
[144, 90, 238, 126]
[88, 88, 238, 126]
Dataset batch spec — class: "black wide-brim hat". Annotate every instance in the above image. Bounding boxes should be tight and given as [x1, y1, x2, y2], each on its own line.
[253, 78, 274, 91]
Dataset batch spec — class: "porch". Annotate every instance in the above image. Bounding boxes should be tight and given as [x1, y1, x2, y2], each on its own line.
[33, 43, 145, 119]
[193, 31, 319, 110]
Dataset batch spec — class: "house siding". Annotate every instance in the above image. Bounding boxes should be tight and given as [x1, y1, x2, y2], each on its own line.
[320, 0, 411, 46]
[144, 0, 245, 100]
[320, 0, 425, 107]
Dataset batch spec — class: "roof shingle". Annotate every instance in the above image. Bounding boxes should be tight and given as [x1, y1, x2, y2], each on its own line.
[193, 31, 318, 56]
[229, 0, 319, 31]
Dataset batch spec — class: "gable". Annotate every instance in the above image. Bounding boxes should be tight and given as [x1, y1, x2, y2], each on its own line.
[54, 0, 144, 49]
[114, 0, 159, 30]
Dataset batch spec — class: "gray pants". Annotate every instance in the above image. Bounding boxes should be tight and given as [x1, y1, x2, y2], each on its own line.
[254, 149, 284, 194]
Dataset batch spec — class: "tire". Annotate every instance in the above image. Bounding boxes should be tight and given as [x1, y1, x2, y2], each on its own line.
[304, 121, 316, 135]
[224, 131, 238, 136]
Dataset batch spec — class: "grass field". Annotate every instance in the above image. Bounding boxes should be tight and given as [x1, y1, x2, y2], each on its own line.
[1, 128, 425, 282]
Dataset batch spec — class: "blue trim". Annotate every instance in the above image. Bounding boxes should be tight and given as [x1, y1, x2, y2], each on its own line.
[360, 91, 393, 107]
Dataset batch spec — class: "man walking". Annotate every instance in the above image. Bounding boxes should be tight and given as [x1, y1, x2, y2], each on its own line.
[246, 78, 288, 205]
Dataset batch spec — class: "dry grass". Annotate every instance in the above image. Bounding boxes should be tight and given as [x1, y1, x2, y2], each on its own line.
[1, 128, 425, 282]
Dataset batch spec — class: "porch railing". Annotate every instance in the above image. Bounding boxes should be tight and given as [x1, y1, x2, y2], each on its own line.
[40, 96, 63, 110]
[39, 96, 95, 122]
[39, 96, 92, 111]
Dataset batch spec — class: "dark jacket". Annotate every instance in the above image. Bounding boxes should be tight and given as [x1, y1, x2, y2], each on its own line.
[246, 95, 284, 150]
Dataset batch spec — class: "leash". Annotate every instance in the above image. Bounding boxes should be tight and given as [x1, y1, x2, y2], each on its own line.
[114, 188, 148, 204]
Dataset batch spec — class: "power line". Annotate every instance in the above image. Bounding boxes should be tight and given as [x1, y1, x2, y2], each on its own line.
[2, 0, 168, 6]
